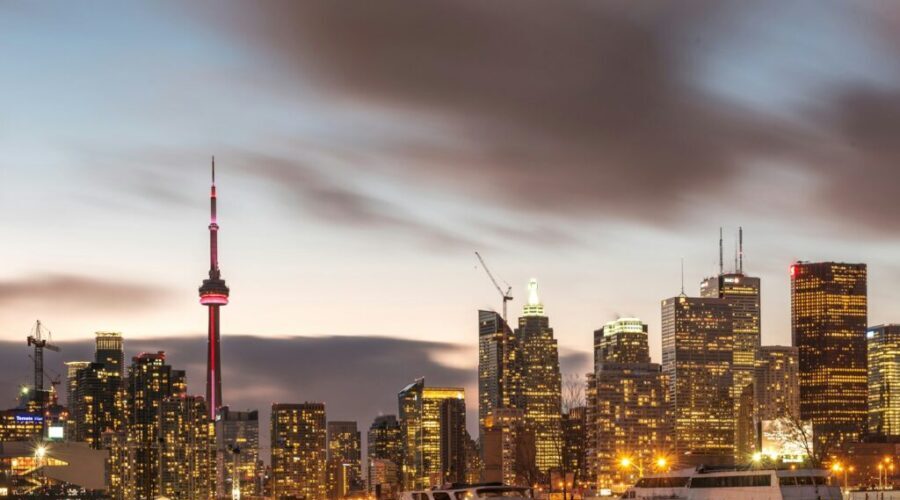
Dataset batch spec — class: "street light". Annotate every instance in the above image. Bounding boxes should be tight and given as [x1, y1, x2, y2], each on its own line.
[619, 456, 643, 478]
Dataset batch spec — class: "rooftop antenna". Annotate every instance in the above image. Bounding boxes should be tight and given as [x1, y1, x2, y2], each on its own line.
[739, 226, 744, 274]
[733, 232, 738, 274]
[680, 257, 685, 296]
[719, 227, 724, 276]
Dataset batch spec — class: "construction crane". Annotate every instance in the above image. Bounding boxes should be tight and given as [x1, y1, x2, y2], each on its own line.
[475, 251, 513, 322]
[26, 320, 61, 400]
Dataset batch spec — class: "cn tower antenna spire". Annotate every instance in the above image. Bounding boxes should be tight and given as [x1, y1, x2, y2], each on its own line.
[199, 156, 229, 419]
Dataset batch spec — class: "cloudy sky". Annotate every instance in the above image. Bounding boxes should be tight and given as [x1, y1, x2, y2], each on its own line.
[2, 1, 900, 435]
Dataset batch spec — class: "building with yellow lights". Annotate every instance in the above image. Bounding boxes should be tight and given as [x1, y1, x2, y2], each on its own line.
[157, 395, 214, 499]
[216, 406, 262, 498]
[367, 414, 402, 494]
[790, 261, 867, 449]
[755, 346, 800, 422]
[701, 271, 761, 460]
[662, 295, 735, 466]
[515, 279, 563, 474]
[398, 379, 467, 489]
[327, 420, 363, 498]
[481, 408, 531, 486]
[271, 402, 327, 499]
[868, 324, 900, 438]
[593, 317, 669, 489]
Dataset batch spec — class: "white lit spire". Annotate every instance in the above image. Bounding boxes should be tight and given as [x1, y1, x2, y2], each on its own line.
[523, 278, 545, 316]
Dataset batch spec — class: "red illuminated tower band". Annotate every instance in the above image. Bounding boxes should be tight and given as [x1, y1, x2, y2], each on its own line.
[199, 157, 229, 419]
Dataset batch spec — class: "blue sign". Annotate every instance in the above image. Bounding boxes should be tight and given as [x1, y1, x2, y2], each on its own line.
[15, 414, 43, 423]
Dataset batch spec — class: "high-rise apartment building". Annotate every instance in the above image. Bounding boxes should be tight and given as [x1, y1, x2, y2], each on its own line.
[271, 403, 327, 500]
[791, 261, 867, 448]
[440, 397, 467, 485]
[398, 379, 467, 489]
[120, 351, 185, 499]
[868, 324, 900, 437]
[661, 296, 734, 466]
[216, 407, 261, 499]
[327, 420, 363, 498]
[158, 395, 214, 499]
[94, 331, 124, 377]
[73, 362, 123, 448]
[701, 251, 761, 460]
[515, 279, 563, 473]
[65, 360, 90, 437]
[755, 346, 800, 422]
[593, 317, 669, 488]
[367, 415, 402, 492]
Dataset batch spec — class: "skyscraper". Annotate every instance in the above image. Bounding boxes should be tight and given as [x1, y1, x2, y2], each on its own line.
[65, 360, 90, 437]
[73, 362, 123, 448]
[700, 233, 761, 460]
[478, 310, 523, 435]
[398, 379, 467, 489]
[561, 406, 588, 488]
[271, 402, 327, 499]
[158, 395, 214, 499]
[515, 279, 563, 473]
[327, 420, 363, 498]
[661, 295, 734, 466]
[755, 346, 800, 422]
[791, 261, 867, 448]
[367, 414, 402, 493]
[216, 407, 261, 499]
[94, 331, 124, 377]
[593, 317, 669, 489]
[121, 351, 185, 499]
[867, 324, 900, 437]
[439, 396, 467, 485]
[199, 159, 229, 419]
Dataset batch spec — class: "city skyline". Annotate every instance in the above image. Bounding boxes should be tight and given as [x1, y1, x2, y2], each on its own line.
[2, 2, 900, 496]
[3, 2, 900, 368]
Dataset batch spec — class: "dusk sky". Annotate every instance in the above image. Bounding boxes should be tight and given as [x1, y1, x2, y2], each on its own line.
[2, 2, 900, 429]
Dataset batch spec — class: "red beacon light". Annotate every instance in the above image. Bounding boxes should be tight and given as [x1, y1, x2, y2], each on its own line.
[790, 264, 799, 279]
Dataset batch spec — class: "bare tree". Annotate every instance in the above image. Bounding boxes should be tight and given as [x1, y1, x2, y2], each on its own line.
[779, 410, 839, 469]
[562, 373, 585, 414]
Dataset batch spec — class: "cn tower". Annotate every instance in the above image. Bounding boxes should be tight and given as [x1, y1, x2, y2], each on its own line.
[198, 157, 229, 419]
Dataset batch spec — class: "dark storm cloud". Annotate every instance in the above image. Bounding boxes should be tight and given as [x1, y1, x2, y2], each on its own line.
[0, 274, 169, 311]
[206, 0, 900, 232]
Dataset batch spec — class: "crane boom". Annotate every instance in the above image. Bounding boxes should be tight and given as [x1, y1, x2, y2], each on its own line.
[475, 251, 514, 321]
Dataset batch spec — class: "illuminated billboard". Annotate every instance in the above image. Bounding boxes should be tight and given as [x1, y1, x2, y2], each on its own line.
[47, 425, 64, 440]
[760, 418, 812, 463]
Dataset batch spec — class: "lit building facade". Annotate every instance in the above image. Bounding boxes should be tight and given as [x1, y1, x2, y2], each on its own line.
[271, 402, 327, 500]
[120, 351, 185, 499]
[755, 346, 800, 422]
[398, 379, 467, 489]
[157, 395, 214, 499]
[478, 310, 523, 435]
[515, 279, 563, 473]
[216, 407, 261, 498]
[0, 410, 43, 441]
[327, 420, 363, 498]
[94, 331, 124, 377]
[73, 362, 123, 448]
[367, 415, 402, 492]
[64, 360, 90, 437]
[593, 317, 669, 488]
[661, 296, 734, 466]
[868, 324, 900, 438]
[701, 272, 761, 459]
[791, 261, 868, 448]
